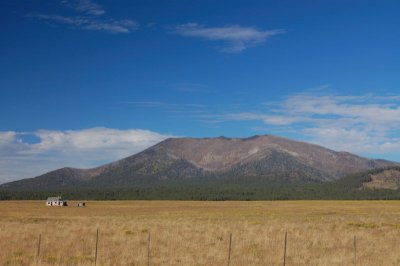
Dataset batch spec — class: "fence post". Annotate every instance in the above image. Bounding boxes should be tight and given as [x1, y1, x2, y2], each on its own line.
[227, 233, 232, 266]
[283, 231, 287, 266]
[353, 235, 357, 266]
[36, 234, 42, 258]
[95, 228, 99, 266]
[147, 232, 151, 266]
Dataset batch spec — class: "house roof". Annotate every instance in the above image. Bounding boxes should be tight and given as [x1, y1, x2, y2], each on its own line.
[46, 196, 62, 201]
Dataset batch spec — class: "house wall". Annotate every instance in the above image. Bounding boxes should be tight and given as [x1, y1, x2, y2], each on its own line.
[46, 201, 63, 206]
[46, 198, 67, 206]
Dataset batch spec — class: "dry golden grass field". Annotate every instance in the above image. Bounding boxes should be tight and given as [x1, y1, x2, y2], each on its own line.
[0, 200, 400, 266]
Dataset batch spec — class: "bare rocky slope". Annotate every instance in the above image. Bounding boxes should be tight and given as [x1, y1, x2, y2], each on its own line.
[361, 168, 400, 190]
[1, 135, 397, 190]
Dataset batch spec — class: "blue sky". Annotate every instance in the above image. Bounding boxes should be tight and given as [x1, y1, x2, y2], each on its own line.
[1, 0, 399, 183]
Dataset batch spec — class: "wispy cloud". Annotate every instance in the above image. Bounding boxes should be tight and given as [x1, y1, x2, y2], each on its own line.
[61, 0, 105, 16]
[32, 14, 138, 34]
[0, 128, 172, 184]
[170, 23, 285, 52]
[30, 0, 138, 34]
[219, 93, 400, 157]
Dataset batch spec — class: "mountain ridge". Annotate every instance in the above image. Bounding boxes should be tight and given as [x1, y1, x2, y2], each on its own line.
[1, 135, 397, 190]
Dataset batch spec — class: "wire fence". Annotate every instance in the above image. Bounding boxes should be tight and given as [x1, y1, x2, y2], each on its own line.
[30, 229, 362, 266]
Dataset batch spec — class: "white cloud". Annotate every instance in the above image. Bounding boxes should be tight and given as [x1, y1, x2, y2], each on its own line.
[32, 128, 167, 151]
[0, 131, 17, 145]
[171, 23, 285, 52]
[30, 0, 138, 34]
[0, 128, 172, 184]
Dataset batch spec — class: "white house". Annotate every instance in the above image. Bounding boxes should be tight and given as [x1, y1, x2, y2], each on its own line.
[46, 196, 67, 206]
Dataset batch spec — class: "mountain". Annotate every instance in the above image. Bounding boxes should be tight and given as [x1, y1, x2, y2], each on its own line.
[0, 135, 397, 190]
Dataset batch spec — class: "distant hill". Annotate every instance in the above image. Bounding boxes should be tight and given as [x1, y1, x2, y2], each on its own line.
[1, 135, 397, 191]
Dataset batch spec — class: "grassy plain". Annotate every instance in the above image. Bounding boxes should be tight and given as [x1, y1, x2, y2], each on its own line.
[0, 200, 399, 265]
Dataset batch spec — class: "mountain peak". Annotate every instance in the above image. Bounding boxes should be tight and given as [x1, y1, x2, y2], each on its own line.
[1, 135, 397, 190]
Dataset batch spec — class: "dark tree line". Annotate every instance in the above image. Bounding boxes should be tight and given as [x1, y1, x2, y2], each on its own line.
[1, 168, 400, 201]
